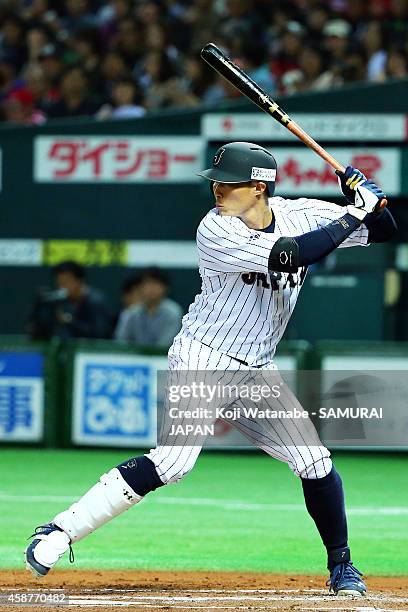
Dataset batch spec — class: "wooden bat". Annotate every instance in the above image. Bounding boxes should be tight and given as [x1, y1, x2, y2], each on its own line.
[201, 43, 387, 209]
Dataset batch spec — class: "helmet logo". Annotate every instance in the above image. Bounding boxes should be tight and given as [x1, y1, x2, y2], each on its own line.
[213, 147, 225, 166]
[251, 167, 277, 181]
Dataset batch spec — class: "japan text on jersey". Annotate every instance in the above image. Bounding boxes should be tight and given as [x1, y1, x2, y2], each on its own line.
[179, 197, 369, 367]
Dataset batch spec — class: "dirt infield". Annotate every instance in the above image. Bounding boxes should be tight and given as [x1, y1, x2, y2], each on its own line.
[0, 570, 407, 611]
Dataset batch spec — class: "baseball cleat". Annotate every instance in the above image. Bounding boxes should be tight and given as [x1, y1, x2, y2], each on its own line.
[25, 523, 73, 578]
[327, 562, 366, 596]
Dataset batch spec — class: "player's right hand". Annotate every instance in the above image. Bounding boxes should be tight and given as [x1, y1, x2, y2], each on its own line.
[336, 166, 387, 220]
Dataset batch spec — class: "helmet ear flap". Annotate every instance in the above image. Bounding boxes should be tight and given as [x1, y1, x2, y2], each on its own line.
[267, 181, 275, 197]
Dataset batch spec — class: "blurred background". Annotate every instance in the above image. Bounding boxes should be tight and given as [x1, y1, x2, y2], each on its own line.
[0, 0, 407, 450]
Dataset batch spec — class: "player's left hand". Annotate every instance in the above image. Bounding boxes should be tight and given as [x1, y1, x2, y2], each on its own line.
[336, 166, 386, 213]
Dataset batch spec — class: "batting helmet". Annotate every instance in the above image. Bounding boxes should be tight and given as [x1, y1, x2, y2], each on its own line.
[197, 141, 277, 196]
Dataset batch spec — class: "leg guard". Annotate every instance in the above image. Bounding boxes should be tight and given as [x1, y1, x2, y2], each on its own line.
[53, 468, 142, 543]
[117, 456, 165, 496]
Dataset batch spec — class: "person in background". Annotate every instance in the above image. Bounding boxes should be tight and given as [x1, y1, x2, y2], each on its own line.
[96, 77, 145, 119]
[3, 88, 46, 124]
[46, 65, 99, 118]
[115, 266, 183, 349]
[111, 272, 142, 336]
[28, 260, 111, 340]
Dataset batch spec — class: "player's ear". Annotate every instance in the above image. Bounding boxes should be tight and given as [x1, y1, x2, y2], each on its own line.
[254, 181, 267, 197]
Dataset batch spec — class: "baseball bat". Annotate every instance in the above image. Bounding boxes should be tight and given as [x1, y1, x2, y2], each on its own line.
[201, 43, 387, 209]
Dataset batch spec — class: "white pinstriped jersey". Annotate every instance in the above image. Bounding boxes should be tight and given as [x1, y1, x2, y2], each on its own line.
[178, 196, 369, 366]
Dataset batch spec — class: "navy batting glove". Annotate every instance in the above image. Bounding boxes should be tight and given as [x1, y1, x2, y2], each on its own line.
[336, 166, 386, 211]
[336, 166, 366, 204]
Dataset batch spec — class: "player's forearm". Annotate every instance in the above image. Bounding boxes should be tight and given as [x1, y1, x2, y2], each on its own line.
[268, 213, 361, 272]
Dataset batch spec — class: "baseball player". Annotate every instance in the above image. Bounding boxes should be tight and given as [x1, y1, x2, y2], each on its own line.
[26, 142, 397, 596]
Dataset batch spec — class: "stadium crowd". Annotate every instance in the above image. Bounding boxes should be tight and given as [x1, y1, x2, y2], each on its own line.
[0, 0, 407, 124]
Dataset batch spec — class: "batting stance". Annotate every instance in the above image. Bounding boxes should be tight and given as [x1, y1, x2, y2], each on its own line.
[26, 142, 397, 595]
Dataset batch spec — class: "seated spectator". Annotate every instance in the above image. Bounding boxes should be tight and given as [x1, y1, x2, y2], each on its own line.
[0, 14, 27, 72]
[37, 44, 66, 109]
[3, 88, 46, 125]
[96, 77, 146, 119]
[28, 260, 111, 340]
[115, 266, 183, 349]
[111, 272, 142, 335]
[46, 65, 99, 118]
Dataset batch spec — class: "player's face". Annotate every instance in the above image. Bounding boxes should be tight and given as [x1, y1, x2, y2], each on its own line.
[56, 272, 84, 300]
[212, 181, 265, 216]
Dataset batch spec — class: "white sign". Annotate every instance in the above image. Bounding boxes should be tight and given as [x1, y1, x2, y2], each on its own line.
[0, 240, 42, 266]
[202, 113, 407, 142]
[72, 352, 167, 447]
[34, 137, 203, 183]
[273, 147, 400, 196]
[127, 240, 197, 268]
[321, 355, 408, 449]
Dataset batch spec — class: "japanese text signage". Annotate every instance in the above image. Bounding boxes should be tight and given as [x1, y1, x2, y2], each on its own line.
[72, 353, 167, 447]
[34, 137, 202, 183]
[0, 352, 44, 442]
[202, 113, 407, 141]
[271, 148, 400, 196]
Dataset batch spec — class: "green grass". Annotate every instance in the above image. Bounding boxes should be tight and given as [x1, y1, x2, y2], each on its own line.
[1, 449, 407, 575]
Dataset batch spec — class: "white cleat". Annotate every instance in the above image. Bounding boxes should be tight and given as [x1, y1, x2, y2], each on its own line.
[25, 523, 72, 578]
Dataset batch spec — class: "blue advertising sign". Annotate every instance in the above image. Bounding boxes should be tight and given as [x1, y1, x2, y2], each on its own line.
[72, 353, 167, 447]
[0, 352, 44, 441]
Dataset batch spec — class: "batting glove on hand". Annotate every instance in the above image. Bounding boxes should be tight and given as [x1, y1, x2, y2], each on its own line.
[336, 166, 387, 221]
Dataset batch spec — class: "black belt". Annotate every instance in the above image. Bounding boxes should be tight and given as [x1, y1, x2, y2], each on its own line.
[198, 340, 266, 368]
[228, 355, 268, 368]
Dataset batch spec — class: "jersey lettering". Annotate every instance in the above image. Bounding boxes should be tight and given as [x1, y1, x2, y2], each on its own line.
[182, 199, 368, 365]
[241, 269, 307, 291]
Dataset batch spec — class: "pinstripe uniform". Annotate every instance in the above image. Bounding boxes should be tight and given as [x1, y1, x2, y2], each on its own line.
[147, 196, 369, 484]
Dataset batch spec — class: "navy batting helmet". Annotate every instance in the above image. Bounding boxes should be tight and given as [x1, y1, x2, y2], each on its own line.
[197, 141, 277, 196]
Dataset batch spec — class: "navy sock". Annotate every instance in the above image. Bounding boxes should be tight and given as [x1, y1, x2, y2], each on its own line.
[301, 466, 349, 570]
[117, 456, 165, 497]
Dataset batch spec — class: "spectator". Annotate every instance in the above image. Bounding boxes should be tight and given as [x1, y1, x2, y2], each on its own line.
[111, 17, 144, 67]
[25, 24, 53, 65]
[23, 63, 52, 111]
[238, 41, 276, 95]
[0, 14, 27, 72]
[323, 19, 353, 61]
[99, 49, 130, 100]
[71, 29, 103, 92]
[3, 87, 46, 124]
[0, 0, 408, 122]
[138, 49, 180, 109]
[0, 57, 22, 100]
[112, 272, 142, 338]
[115, 266, 183, 349]
[37, 44, 65, 104]
[28, 260, 111, 340]
[297, 45, 327, 91]
[384, 47, 408, 79]
[60, 0, 98, 37]
[96, 76, 145, 118]
[271, 21, 305, 88]
[47, 65, 99, 117]
[360, 21, 387, 81]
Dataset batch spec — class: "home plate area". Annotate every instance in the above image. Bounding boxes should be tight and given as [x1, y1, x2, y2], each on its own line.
[1, 570, 407, 611]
